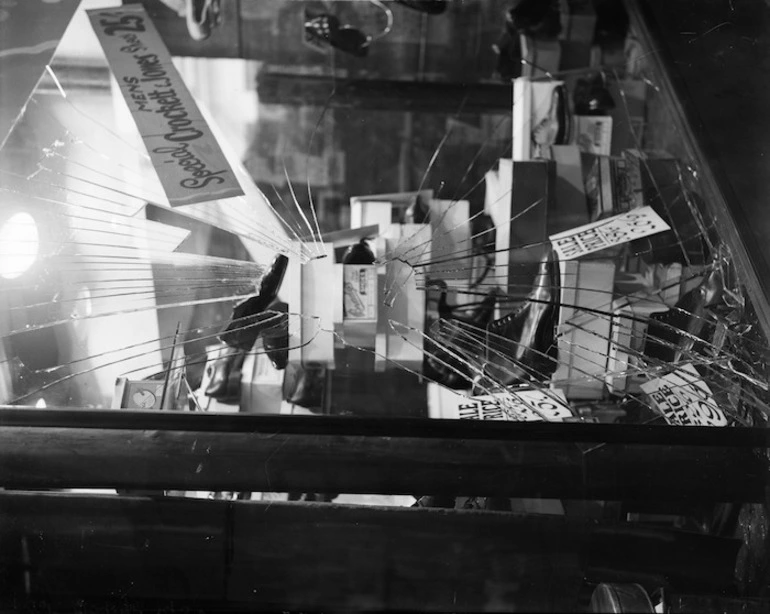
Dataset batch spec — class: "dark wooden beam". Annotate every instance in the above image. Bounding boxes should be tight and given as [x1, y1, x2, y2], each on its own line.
[0, 408, 766, 502]
[256, 69, 512, 113]
[0, 492, 741, 612]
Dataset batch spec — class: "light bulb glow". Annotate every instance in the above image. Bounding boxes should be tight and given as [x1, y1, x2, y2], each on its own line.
[0, 212, 39, 279]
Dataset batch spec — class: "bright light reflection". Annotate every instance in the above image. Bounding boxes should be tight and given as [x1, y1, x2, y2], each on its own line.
[0, 212, 39, 279]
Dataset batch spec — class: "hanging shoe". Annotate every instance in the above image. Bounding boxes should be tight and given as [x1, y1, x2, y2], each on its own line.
[483, 250, 560, 387]
[393, 0, 448, 15]
[220, 254, 289, 351]
[185, 0, 221, 42]
[304, 14, 370, 58]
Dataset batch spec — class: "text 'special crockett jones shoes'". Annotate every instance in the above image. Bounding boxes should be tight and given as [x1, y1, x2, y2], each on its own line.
[220, 254, 289, 352]
[482, 250, 560, 388]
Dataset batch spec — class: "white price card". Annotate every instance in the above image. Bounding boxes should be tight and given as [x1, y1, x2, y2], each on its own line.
[88, 6, 243, 207]
[549, 206, 670, 261]
[640, 364, 728, 426]
[454, 389, 574, 422]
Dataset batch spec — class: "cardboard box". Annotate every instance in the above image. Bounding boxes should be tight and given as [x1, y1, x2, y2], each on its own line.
[552, 259, 616, 399]
[513, 77, 568, 161]
[606, 296, 669, 394]
[572, 116, 613, 155]
[551, 145, 591, 233]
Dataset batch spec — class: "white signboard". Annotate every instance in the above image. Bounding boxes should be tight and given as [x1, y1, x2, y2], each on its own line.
[640, 364, 728, 426]
[454, 389, 574, 422]
[88, 6, 243, 207]
[549, 206, 670, 261]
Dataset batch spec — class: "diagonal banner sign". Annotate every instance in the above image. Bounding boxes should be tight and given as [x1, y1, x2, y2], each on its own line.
[87, 5, 243, 207]
[0, 0, 82, 151]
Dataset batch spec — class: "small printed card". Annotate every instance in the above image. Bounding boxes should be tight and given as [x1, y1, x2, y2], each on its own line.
[549, 205, 670, 260]
[343, 265, 378, 321]
[453, 389, 574, 422]
[640, 364, 728, 426]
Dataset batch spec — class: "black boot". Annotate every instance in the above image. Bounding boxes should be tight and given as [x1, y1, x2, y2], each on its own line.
[483, 250, 560, 387]
[220, 254, 289, 351]
[205, 348, 245, 402]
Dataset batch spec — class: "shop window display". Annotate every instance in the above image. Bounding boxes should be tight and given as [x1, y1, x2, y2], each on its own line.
[1, 0, 770, 612]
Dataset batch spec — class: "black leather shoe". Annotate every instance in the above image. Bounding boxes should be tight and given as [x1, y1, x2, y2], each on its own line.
[205, 348, 245, 402]
[643, 264, 724, 364]
[342, 238, 376, 265]
[482, 250, 560, 387]
[220, 254, 289, 351]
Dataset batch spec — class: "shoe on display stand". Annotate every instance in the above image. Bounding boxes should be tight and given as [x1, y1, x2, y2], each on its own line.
[220, 254, 289, 351]
[483, 250, 561, 387]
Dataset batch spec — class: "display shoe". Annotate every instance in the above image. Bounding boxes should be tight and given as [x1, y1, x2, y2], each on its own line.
[506, 0, 561, 40]
[394, 0, 448, 15]
[261, 300, 289, 371]
[573, 75, 616, 116]
[204, 348, 245, 402]
[342, 238, 376, 265]
[304, 14, 370, 58]
[483, 250, 560, 386]
[643, 264, 724, 364]
[532, 85, 570, 150]
[185, 0, 221, 41]
[220, 254, 289, 351]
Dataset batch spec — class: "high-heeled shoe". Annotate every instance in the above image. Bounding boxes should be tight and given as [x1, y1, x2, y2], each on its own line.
[220, 254, 289, 351]
[482, 250, 560, 387]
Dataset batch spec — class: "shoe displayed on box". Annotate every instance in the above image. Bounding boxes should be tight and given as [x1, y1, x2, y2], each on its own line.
[483, 249, 560, 387]
[220, 254, 289, 351]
